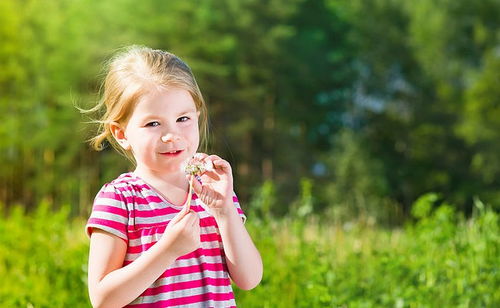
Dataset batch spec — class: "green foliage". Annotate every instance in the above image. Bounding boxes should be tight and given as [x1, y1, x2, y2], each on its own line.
[2, 197, 497, 307]
[0, 0, 356, 216]
[249, 179, 277, 220]
[1, 0, 500, 228]
[237, 195, 499, 307]
[350, 0, 500, 212]
[290, 177, 314, 219]
[320, 129, 398, 224]
[0, 203, 89, 307]
[411, 192, 439, 219]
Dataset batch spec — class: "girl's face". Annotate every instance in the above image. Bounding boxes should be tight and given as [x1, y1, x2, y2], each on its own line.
[113, 87, 200, 175]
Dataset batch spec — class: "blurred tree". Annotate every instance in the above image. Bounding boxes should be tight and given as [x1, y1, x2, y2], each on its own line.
[1, 0, 499, 220]
[341, 0, 500, 213]
[196, 0, 356, 205]
[460, 52, 500, 209]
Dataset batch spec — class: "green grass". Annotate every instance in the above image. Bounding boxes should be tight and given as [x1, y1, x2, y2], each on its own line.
[0, 195, 498, 307]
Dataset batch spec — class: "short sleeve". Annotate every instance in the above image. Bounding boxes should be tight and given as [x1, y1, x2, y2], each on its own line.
[86, 183, 129, 242]
[232, 192, 247, 223]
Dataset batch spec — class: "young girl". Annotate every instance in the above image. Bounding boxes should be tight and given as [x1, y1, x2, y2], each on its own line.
[85, 46, 262, 308]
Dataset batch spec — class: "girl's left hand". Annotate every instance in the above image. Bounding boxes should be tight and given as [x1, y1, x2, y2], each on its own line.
[189, 153, 234, 215]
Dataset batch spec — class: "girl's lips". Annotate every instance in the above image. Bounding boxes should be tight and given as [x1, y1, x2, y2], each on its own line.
[159, 150, 184, 157]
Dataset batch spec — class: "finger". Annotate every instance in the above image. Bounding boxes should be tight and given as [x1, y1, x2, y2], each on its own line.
[200, 170, 221, 182]
[192, 181, 211, 206]
[190, 211, 200, 227]
[193, 152, 209, 161]
[203, 155, 231, 172]
[204, 155, 221, 164]
[184, 210, 199, 227]
[200, 185, 218, 206]
[211, 159, 231, 172]
[170, 207, 188, 224]
[190, 176, 203, 195]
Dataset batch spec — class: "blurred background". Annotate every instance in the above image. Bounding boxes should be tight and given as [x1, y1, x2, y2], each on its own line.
[0, 0, 498, 307]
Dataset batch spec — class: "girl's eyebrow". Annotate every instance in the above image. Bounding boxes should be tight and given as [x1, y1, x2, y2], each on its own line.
[177, 108, 197, 116]
[139, 114, 159, 120]
[137, 108, 197, 120]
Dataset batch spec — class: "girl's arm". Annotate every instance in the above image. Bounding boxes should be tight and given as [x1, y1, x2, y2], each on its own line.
[191, 154, 263, 290]
[213, 203, 263, 290]
[88, 210, 200, 308]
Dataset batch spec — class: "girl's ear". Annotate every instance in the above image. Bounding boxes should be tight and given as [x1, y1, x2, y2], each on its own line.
[110, 122, 131, 150]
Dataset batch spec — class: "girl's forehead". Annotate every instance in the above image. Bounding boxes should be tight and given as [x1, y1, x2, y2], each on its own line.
[134, 87, 197, 113]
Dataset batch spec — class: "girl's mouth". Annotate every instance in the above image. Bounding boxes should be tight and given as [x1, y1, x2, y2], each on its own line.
[160, 150, 183, 157]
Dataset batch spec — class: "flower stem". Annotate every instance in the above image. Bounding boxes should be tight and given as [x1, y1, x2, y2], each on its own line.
[184, 175, 193, 212]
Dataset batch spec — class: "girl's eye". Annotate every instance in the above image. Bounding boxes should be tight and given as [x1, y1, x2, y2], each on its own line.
[146, 121, 160, 127]
[177, 116, 189, 122]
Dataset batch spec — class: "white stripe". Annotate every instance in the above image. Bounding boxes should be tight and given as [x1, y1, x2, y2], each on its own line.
[90, 210, 127, 224]
[170, 299, 236, 308]
[94, 196, 126, 209]
[151, 271, 230, 288]
[111, 179, 142, 189]
[126, 251, 225, 264]
[134, 213, 174, 225]
[86, 223, 127, 240]
[128, 228, 220, 247]
[130, 285, 234, 305]
[133, 199, 174, 211]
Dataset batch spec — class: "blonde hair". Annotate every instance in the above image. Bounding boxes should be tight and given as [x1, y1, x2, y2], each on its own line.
[87, 46, 209, 162]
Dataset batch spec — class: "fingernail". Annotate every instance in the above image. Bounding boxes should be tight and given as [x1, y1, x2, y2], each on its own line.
[204, 160, 214, 171]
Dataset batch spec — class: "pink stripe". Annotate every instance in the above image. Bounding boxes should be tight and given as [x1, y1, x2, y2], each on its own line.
[132, 215, 216, 230]
[131, 222, 167, 230]
[142, 277, 231, 296]
[114, 183, 150, 192]
[199, 216, 217, 227]
[165, 262, 226, 276]
[100, 191, 163, 205]
[127, 230, 222, 255]
[127, 228, 168, 241]
[118, 259, 231, 270]
[133, 207, 179, 218]
[192, 193, 238, 204]
[128, 232, 220, 253]
[88, 218, 127, 233]
[200, 232, 221, 242]
[96, 191, 126, 202]
[178, 248, 223, 259]
[125, 195, 162, 205]
[127, 292, 235, 307]
[128, 241, 222, 256]
[93, 204, 128, 217]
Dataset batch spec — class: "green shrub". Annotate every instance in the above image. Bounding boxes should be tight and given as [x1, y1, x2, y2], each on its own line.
[0, 202, 89, 307]
[235, 196, 499, 307]
[0, 196, 497, 307]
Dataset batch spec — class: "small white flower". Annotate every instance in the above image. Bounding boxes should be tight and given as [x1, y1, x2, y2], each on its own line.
[182, 156, 214, 176]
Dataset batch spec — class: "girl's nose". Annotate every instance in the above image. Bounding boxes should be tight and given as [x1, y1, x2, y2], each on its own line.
[161, 133, 180, 143]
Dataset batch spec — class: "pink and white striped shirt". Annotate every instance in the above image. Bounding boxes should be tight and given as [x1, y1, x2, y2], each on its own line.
[86, 172, 246, 307]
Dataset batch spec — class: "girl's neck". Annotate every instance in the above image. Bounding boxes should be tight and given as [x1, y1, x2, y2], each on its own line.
[133, 166, 189, 204]
[134, 166, 186, 186]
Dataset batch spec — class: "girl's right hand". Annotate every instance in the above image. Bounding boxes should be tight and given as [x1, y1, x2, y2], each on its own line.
[163, 209, 200, 257]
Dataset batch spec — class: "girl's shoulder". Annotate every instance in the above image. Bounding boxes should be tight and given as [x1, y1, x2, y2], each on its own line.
[109, 172, 139, 185]
[103, 172, 144, 189]
[97, 172, 148, 199]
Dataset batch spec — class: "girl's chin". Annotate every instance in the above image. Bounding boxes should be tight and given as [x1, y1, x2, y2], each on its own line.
[136, 162, 183, 174]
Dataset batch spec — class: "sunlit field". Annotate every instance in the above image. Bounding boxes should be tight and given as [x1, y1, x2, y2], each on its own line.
[1, 194, 497, 307]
